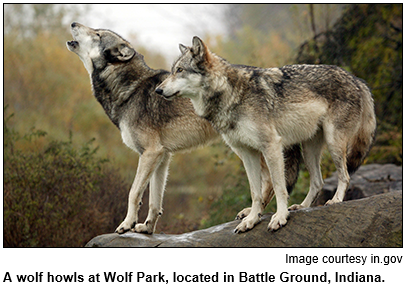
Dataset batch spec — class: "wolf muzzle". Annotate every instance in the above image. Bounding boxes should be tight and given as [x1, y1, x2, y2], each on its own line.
[67, 41, 79, 49]
[155, 88, 179, 101]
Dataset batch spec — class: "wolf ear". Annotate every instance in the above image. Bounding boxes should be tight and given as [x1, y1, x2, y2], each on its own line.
[191, 36, 210, 64]
[179, 44, 188, 54]
[104, 43, 135, 62]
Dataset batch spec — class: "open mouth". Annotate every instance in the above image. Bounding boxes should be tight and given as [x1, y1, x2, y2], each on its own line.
[67, 40, 79, 49]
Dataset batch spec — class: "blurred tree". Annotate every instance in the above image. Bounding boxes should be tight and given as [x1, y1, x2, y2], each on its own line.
[209, 26, 291, 68]
[4, 4, 90, 39]
[222, 4, 344, 48]
[211, 4, 345, 68]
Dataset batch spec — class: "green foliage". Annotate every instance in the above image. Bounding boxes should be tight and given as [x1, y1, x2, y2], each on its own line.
[369, 124, 403, 164]
[201, 166, 251, 229]
[4, 111, 129, 247]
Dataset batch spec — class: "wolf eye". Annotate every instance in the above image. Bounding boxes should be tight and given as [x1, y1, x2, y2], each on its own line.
[176, 67, 183, 73]
[96, 33, 100, 37]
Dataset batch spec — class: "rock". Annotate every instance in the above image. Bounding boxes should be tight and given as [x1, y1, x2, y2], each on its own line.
[314, 163, 402, 206]
[86, 190, 402, 247]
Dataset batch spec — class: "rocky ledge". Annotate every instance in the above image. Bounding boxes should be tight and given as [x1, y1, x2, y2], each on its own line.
[85, 164, 402, 247]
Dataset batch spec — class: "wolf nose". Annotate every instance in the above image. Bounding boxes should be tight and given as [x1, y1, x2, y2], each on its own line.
[71, 22, 78, 28]
[155, 88, 163, 95]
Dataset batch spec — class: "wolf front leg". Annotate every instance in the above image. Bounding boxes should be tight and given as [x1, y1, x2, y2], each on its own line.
[235, 154, 274, 220]
[232, 146, 264, 233]
[133, 152, 172, 234]
[115, 148, 165, 234]
[262, 137, 290, 231]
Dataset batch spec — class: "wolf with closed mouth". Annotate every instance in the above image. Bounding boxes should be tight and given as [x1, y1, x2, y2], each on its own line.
[156, 36, 376, 233]
[67, 23, 301, 234]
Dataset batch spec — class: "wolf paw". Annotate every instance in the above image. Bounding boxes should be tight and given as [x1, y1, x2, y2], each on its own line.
[267, 211, 289, 231]
[288, 204, 305, 211]
[234, 215, 261, 233]
[325, 198, 341, 206]
[115, 220, 136, 234]
[133, 223, 154, 234]
[235, 207, 251, 220]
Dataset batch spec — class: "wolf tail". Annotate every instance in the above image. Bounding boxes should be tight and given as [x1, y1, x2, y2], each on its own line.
[346, 85, 377, 175]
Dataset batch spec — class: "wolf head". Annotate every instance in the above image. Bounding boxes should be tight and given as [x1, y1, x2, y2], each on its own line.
[155, 36, 214, 101]
[66, 22, 135, 75]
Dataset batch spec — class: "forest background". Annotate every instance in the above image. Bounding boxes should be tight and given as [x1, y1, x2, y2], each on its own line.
[3, 4, 402, 247]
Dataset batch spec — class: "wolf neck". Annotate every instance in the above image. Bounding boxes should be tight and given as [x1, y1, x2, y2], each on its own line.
[192, 61, 236, 133]
[91, 55, 154, 127]
[189, 90, 209, 118]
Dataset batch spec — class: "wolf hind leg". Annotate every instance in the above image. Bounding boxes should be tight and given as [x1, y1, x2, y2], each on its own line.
[324, 124, 350, 205]
[134, 152, 172, 234]
[115, 148, 165, 234]
[289, 129, 324, 210]
[233, 146, 264, 233]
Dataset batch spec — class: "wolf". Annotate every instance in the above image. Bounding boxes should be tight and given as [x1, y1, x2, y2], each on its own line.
[66, 23, 300, 234]
[156, 36, 376, 233]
